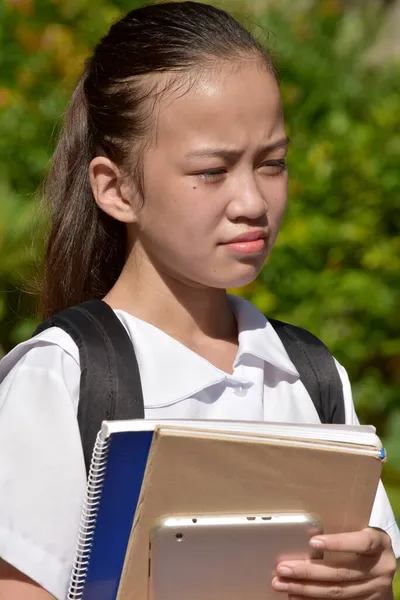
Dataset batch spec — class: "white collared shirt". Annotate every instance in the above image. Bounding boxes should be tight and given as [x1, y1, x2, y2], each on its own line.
[0, 295, 398, 599]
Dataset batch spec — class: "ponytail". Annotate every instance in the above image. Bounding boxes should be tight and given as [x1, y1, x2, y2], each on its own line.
[41, 69, 125, 318]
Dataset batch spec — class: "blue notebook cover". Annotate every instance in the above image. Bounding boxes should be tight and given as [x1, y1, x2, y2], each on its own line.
[78, 430, 154, 600]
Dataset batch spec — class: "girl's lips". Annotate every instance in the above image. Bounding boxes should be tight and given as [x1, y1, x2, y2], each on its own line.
[225, 230, 267, 244]
[224, 238, 266, 254]
[220, 230, 268, 254]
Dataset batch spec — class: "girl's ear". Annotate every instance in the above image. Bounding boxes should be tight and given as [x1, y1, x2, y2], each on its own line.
[89, 156, 140, 223]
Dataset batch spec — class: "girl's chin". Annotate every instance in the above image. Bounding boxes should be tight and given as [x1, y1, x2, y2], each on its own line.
[210, 262, 266, 291]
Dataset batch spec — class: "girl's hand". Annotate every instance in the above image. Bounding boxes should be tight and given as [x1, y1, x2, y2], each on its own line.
[272, 528, 397, 600]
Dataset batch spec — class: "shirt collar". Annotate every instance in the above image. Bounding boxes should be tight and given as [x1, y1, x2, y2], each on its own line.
[228, 295, 299, 377]
[115, 295, 299, 408]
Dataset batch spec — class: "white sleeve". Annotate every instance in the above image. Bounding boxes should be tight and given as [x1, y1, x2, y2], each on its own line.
[335, 359, 400, 558]
[0, 341, 86, 600]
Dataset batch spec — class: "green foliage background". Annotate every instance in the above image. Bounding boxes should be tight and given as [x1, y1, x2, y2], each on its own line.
[0, 0, 399, 588]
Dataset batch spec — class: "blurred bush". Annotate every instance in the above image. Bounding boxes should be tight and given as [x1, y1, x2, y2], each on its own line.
[0, 0, 399, 582]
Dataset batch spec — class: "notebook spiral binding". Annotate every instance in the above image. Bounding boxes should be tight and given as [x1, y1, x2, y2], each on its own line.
[67, 431, 111, 600]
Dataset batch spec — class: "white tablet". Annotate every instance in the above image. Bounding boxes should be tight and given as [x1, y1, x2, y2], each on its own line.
[148, 513, 323, 600]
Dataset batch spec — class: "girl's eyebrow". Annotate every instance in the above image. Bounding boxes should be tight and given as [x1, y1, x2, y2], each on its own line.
[184, 136, 290, 160]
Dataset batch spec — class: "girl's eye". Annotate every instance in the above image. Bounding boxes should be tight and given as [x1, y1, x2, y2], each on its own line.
[196, 168, 226, 182]
[194, 160, 286, 182]
[260, 159, 287, 175]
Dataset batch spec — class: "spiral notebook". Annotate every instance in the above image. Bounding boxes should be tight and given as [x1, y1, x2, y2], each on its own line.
[67, 420, 385, 600]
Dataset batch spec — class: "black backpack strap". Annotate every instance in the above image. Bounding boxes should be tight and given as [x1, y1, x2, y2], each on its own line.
[34, 300, 144, 473]
[268, 319, 345, 424]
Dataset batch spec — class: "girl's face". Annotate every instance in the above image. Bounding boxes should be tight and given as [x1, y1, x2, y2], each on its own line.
[131, 59, 288, 290]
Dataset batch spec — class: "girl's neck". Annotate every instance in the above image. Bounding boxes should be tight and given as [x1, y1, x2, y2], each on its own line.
[104, 256, 238, 346]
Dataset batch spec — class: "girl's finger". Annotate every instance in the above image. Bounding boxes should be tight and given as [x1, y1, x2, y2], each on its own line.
[271, 576, 381, 598]
[287, 594, 380, 600]
[276, 560, 368, 583]
[309, 529, 389, 556]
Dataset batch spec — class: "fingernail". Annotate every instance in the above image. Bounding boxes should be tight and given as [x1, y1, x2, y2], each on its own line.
[277, 566, 293, 577]
[310, 538, 325, 549]
[273, 578, 289, 591]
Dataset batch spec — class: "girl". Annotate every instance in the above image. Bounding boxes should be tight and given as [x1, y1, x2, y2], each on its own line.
[0, 2, 398, 599]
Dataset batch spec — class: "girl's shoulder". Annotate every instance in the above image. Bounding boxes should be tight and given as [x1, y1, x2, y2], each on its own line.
[0, 326, 81, 410]
[1, 325, 79, 370]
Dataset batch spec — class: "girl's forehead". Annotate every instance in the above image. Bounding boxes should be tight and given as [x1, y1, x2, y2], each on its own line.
[154, 61, 284, 149]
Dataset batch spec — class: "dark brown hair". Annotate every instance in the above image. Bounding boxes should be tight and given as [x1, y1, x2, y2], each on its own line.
[41, 1, 274, 317]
